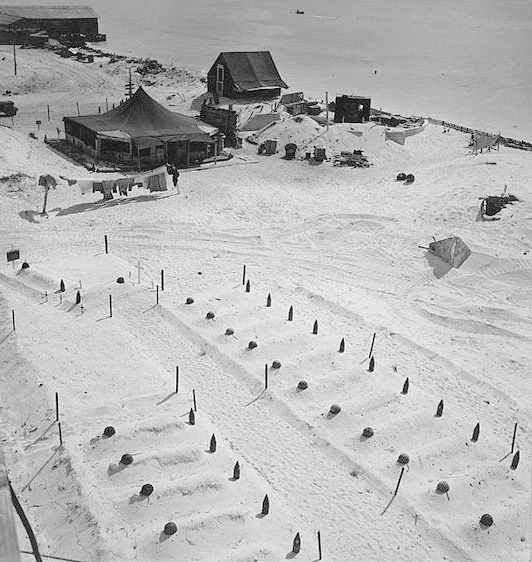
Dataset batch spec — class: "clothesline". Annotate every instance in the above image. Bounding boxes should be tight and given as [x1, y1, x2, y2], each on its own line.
[60, 165, 172, 199]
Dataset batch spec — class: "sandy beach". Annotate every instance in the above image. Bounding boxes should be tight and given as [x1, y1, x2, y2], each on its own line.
[1, 44, 531, 562]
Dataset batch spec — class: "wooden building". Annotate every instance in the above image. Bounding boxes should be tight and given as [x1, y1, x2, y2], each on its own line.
[0, 5, 99, 44]
[207, 51, 288, 100]
[63, 87, 216, 169]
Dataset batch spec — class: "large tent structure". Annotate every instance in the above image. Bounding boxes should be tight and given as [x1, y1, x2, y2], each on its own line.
[207, 51, 288, 100]
[63, 87, 216, 168]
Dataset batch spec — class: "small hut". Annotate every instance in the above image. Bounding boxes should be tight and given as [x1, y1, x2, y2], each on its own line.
[207, 51, 288, 100]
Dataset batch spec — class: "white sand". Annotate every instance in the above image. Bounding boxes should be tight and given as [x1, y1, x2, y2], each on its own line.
[0, 45, 531, 562]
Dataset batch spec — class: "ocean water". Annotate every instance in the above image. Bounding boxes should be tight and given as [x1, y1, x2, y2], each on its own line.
[8, 0, 532, 139]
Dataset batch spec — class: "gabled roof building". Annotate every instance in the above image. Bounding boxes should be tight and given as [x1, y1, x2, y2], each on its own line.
[207, 51, 288, 100]
[0, 5, 99, 43]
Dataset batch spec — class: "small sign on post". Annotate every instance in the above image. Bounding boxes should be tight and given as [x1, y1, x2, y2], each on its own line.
[6, 249, 20, 262]
[36, 119, 41, 131]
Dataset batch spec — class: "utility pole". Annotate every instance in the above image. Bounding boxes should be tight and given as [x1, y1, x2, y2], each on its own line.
[13, 42, 17, 76]
[125, 68, 133, 99]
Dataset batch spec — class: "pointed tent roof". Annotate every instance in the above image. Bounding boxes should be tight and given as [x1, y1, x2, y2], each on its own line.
[429, 236, 471, 269]
[216, 51, 288, 92]
[64, 87, 213, 146]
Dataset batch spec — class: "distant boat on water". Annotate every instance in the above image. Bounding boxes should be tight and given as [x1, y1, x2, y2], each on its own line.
[296, 9, 305, 14]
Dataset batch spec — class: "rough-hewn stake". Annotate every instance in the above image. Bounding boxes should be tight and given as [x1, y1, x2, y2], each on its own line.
[292, 532, 301, 554]
[402, 378, 409, 394]
[245, 280, 250, 293]
[188, 408, 195, 425]
[368, 332, 376, 357]
[511, 423, 518, 453]
[436, 400, 444, 417]
[394, 467, 405, 496]
[261, 494, 269, 515]
[233, 461, 240, 480]
[368, 356, 375, 372]
[312, 320, 318, 335]
[511, 450, 520, 470]
[266, 293, 271, 307]
[209, 434, 216, 453]
[471, 423, 480, 442]
[339, 338, 345, 353]
[288, 305, 293, 321]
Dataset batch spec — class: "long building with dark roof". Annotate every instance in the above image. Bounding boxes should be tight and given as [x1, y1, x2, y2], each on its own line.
[0, 5, 99, 43]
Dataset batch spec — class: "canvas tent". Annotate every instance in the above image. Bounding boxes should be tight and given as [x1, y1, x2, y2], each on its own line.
[63, 87, 215, 168]
[429, 236, 471, 269]
[207, 51, 288, 99]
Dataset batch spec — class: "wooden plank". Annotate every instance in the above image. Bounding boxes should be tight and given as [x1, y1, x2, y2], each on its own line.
[0, 445, 22, 562]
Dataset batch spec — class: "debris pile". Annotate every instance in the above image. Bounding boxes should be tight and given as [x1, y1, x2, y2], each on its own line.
[333, 150, 371, 168]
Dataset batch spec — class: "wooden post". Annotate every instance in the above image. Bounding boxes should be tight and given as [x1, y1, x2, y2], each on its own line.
[312, 320, 318, 335]
[266, 293, 271, 307]
[394, 467, 405, 496]
[188, 408, 195, 425]
[317, 530, 322, 560]
[402, 378, 409, 394]
[109, 294, 113, 318]
[105, 98, 109, 112]
[209, 434, 216, 452]
[325, 91, 329, 131]
[192, 389, 197, 411]
[55, 392, 59, 422]
[156, 285, 159, 304]
[292, 532, 301, 554]
[510, 450, 520, 470]
[261, 494, 269, 515]
[436, 399, 444, 417]
[175, 366, 179, 393]
[58, 422, 63, 446]
[47, 104, 50, 121]
[288, 305, 293, 321]
[11, 310, 15, 331]
[41, 183, 49, 214]
[368, 356, 375, 372]
[368, 332, 376, 357]
[511, 422, 518, 453]
[339, 338, 345, 353]
[471, 423, 480, 442]
[161, 269, 164, 291]
[245, 280, 250, 293]
[104, 235, 108, 254]
[233, 461, 240, 480]
[13, 43, 17, 76]
[76, 101, 80, 116]
[242, 265, 246, 285]
[265, 363, 268, 389]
